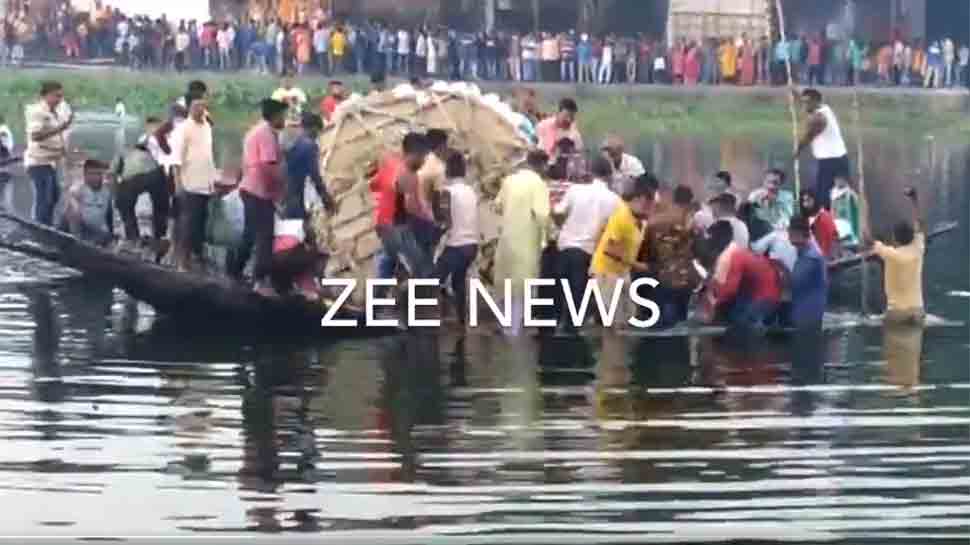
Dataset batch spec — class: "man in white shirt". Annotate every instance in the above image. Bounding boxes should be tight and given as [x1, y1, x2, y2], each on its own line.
[170, 97, 217, 271]
[397, 28, 411, 75]
[710, 192, 749, 248]
[313, 22, 330, 75]
[692, 170, 736, 232]
[433, 151, 480, 325]
[552, 155, 620, 331]
[794, 88, 849, 210]
[600, 135, 644, 194]
[25, 81, 73, 226]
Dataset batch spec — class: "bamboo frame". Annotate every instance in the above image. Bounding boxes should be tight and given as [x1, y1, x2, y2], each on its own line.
[774, 0, 800, 196]
[851, 89, 870, 317]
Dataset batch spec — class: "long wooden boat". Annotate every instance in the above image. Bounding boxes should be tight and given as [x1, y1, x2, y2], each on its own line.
[0, 212, 383, 337]
[0, 211, 959, 337]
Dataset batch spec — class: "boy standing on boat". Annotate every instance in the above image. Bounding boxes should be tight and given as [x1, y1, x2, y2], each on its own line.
[794, 88, 849, 210]
[869, 187, 925, 324]
[233, 99, 288, 296]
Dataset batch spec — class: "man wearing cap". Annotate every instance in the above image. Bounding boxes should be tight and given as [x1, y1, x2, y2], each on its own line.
[600, 135, 644, 194]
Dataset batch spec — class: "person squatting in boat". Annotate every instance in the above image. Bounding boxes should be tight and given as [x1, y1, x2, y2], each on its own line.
[59, 159, 114, 246]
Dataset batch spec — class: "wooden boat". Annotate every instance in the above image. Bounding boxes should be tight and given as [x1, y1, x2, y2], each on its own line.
[0, 212, 382, 336]
[826, 221, 959, 274]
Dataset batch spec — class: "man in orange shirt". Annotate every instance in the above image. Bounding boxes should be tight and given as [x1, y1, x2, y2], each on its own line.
[536, 98, 582, 155]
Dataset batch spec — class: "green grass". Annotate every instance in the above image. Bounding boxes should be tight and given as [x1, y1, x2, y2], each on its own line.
[1, 69, 965, 150]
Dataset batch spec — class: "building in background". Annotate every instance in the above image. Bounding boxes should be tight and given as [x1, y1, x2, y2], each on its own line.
[666, 0, 772, 45]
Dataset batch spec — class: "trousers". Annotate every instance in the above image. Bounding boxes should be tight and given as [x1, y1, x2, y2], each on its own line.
[232, 190, 275, 282]
[28, 165, 60, 226]
[114, 167, 170, 241]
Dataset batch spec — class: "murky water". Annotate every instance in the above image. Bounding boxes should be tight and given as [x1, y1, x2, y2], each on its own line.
[0, 123, 967, 541]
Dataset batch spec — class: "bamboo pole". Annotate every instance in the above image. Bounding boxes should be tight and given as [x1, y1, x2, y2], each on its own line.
[774, 0, 800, 196]
[851, 89, 871, 317]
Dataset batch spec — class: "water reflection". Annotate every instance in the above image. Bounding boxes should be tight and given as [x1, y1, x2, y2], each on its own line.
[883, 322, 924, 393]
[0, 128, 965, 539]
[27, 290, 62, 405]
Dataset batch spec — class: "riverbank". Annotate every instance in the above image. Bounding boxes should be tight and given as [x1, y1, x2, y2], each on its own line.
[2, 68, 968, 145]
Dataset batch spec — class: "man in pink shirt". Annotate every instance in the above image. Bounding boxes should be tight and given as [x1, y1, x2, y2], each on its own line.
[536, 98, 583, 156]
[232, 99, 288, 296]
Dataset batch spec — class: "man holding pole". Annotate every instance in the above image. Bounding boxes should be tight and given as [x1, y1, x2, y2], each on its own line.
[793, 88, 850, 210]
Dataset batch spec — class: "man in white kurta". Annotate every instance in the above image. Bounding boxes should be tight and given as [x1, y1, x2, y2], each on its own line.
[493, 152, 551, 336]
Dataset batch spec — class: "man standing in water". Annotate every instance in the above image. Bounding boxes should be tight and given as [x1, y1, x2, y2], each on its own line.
[553, 155, 619, 332]
[794, 88, 849, 210]
[869, 187, 925, 324]
[25, 81, 73, 225]
[494, 149, 551, 337]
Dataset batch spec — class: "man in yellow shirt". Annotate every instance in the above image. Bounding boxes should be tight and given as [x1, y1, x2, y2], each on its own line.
[870, 187, 924, 323]
[330, 27, 347, 74]
[590, 176, 657, 327]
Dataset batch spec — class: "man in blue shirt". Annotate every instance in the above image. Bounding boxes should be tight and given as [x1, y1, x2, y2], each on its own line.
[783, 215, 828, 329]
[283, 113, 335, 219]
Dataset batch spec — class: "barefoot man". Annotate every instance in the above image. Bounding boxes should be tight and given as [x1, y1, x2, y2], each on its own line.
[794, 88, 849, 210]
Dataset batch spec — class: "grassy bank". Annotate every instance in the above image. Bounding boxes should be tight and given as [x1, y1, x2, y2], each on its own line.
[2, 69, 967, 147]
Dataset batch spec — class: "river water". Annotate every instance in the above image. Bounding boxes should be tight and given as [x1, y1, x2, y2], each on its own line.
[0, 123, 967, 542]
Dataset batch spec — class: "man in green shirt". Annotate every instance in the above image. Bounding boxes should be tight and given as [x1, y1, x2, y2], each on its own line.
[111, 117, 170, 255]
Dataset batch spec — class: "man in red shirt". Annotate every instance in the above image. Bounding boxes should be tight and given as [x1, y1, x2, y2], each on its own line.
[707, 220, 782, 336]
[232, 99, 288, 297]
[799, 189, 839, 259]
[319, 80, 346, 123]
[369, 150, 404, 280]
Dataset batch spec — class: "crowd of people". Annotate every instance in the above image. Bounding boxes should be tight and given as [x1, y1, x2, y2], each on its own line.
[13, 72, 926, 338]
[2, 2, 969, 90]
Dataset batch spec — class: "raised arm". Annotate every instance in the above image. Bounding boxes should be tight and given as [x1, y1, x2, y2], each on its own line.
[30, 108, 73, 143]
[904, 186, 922, 233]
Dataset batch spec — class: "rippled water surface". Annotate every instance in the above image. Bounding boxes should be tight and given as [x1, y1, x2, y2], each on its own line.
[0, 125, 967, 542]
